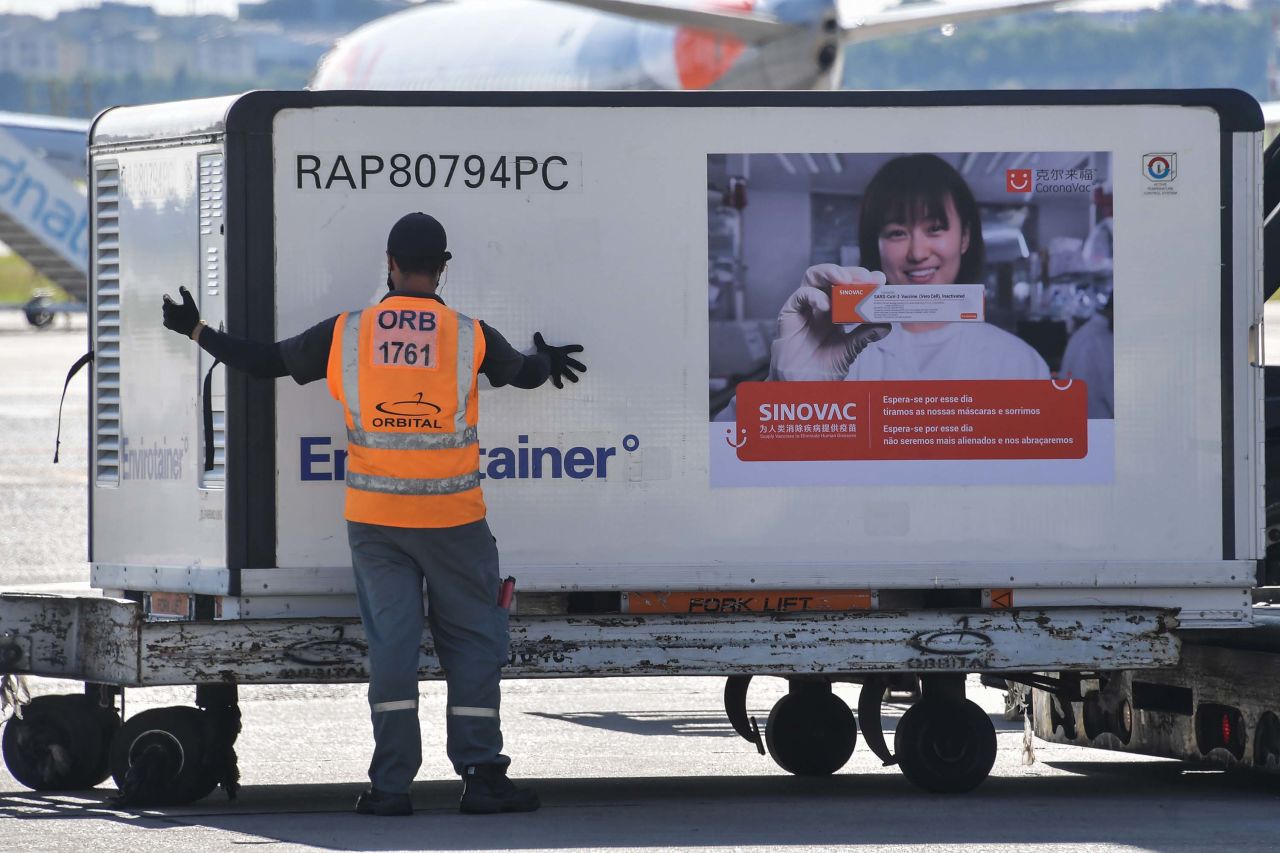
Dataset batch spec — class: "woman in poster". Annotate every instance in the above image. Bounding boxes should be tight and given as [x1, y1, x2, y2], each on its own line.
[769, 154, 1050, 383]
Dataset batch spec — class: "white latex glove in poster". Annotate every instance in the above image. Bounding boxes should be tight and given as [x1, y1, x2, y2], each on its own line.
[768, 264, 892, 381]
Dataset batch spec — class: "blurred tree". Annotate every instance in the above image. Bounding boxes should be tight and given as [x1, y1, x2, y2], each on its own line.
[240, 0, 409, 23]
[0, 73, 24, 112]
[0, 5, 1268, 116]
[842, 8, 1269, 99]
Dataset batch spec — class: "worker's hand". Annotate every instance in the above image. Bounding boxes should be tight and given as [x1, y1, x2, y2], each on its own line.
[534, 332, 586, 389]
[768, 264, 892, 381]
[161, 286, 201, 338]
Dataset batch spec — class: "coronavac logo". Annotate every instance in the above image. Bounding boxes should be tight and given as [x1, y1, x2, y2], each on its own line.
[1005, 169, 1033, 194]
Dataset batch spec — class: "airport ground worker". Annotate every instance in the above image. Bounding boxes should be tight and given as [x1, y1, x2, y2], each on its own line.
[161, 212, 585, 816]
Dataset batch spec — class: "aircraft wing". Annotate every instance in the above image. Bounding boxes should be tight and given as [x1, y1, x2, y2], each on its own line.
[840, 0, 1067, 44]
[542, 0, 793, 43]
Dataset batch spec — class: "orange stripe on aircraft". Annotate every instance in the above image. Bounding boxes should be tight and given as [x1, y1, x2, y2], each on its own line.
[675, 0, 753, 89]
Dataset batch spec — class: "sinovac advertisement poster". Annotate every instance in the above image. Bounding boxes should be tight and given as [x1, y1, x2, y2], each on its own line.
[708, 151, 1114, 487]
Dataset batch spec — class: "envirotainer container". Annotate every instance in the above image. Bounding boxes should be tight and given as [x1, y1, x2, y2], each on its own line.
[82, 90, 1262, 630]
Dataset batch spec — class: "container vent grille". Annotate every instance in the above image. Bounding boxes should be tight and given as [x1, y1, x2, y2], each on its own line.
[94, 163, 121, 486]
[199, 153, 225, 487]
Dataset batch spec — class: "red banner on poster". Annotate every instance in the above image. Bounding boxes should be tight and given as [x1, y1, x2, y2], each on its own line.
[734, 380, 1087, 461]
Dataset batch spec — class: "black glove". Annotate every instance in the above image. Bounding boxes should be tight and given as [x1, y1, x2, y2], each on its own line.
[162, 286, 201, 338]
[534, 332, 586, 390]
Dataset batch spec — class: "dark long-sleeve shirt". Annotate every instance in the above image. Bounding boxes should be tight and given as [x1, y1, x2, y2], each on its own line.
[197, 291, 551, 389]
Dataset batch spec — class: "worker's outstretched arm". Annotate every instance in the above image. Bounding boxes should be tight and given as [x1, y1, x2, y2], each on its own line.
[162, 285, 289, 379]
[481, 324, 585, 390]
[532, 332, 585, 389]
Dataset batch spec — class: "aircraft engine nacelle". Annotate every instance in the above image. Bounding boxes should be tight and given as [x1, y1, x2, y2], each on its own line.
[310, 0, 842, 92]
[632, 0, 840, 91]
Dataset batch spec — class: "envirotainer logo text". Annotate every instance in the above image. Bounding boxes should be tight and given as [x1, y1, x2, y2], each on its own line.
[300, 434, 640, 481]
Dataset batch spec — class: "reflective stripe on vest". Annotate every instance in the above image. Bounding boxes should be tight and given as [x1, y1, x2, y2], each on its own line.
[339, 308, 479, 495]
[346, 470, 481, 495]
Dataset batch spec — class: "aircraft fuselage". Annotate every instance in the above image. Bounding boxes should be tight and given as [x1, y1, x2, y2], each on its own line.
[311, 0, 841, 91]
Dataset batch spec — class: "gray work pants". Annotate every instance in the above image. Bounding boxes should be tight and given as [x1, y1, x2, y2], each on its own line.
[347, 518, 510, 793]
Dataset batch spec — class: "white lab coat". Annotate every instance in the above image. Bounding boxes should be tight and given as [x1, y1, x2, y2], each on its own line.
[844, 322, 1051, 381]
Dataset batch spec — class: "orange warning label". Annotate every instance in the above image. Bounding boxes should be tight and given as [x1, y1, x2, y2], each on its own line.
[148, 591, 191, 618]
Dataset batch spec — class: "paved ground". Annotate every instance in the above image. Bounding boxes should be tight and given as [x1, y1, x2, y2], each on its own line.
[3, 312, 1280, 852]
[0, 310, 89, 588]
[4, 676, 1280, 853]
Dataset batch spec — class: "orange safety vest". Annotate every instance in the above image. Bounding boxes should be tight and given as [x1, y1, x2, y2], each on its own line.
[325, 296, 487, 528]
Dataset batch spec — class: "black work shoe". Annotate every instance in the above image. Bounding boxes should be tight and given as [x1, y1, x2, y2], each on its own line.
[459, 765, 540, 814]
[355, 787, 413, 816]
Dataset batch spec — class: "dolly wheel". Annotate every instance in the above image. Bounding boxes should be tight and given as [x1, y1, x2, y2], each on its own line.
[22, 295, 53, 329]
[86, 701, 123, 787]
[894, 697, 997, 793]
[2, 695, 117, 790]
[764, 687, 857, 776]
[110, 707, 218, 806]
[1255, 712, 1280, 769]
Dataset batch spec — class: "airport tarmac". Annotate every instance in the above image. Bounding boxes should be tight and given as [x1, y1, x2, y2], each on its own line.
[3, 313, 1280, 852]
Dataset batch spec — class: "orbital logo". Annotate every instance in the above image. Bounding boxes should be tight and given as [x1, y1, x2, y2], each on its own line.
[371, 392, 442, 428]
[1142, 153, 1176, 183]
[374, 392, 441, 417]
[1005, 169, 1033, 194]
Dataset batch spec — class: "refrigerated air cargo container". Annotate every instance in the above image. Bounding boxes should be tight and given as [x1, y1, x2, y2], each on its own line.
[0, 89, 1265, 801]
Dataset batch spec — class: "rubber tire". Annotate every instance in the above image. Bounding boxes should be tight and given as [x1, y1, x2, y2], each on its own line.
[2, 695, 112, 790]
[86, 702, 123, 787]
[110, 706, 218, 806]
[765, 690, 857, 776]
[1255, 712, 1280, 769]
[1264, 502, 1280, 585]
[22, 295, 53, 329]
[1082, 690, 1106, 741]
[894, 697, 997, 793]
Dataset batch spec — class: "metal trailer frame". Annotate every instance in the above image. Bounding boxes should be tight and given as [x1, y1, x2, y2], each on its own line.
[1029, 608, 1280, 773]
[0, 593, 1179, 685]
[0, 589, 1181, 793]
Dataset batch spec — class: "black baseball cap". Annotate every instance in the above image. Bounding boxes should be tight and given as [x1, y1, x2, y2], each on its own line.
[386, 212, 452, 264]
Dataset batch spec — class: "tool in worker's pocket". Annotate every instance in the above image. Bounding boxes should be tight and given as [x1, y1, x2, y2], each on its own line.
[497, 576, 516, 610]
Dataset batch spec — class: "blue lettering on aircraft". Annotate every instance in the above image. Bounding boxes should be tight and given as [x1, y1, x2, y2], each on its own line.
[299, 434, 639, 481]
[0, 153, 88, 270]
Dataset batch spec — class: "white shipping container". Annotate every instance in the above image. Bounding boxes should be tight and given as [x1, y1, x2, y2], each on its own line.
[84, 91, 1261, 628]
